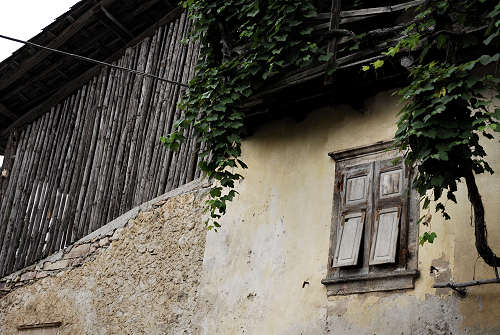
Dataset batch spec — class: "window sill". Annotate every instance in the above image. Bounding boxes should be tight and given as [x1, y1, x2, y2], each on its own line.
[321, 269, 419, 296]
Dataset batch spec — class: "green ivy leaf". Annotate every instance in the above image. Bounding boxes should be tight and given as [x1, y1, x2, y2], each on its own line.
[372, 59, 384, 69]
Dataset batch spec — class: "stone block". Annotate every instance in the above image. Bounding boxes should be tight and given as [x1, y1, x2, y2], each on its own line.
[72, 257, 86, 267]
[110, 227, 124, 241]
[20, 271, 36, 281]
[35, 271, 50, 279]
[99, 237, 110, 247]
[154, 200, 166, 207]
[178, 236, 187, 248]
[186, 221, 196, 231]
[43, 259, 71, 271]
[64, 243, 91, 259]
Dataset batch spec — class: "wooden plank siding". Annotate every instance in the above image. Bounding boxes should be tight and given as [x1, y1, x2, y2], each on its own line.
[0, 13, 201, 277]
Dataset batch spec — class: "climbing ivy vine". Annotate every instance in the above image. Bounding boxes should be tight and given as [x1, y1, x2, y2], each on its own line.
[163, 0, 324, 229]
[164, 0, 500, 263]
[373, 0, 500, 266]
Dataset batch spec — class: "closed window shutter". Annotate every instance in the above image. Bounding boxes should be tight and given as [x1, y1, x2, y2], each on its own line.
[370, 207, 400, 264]
[332, 162, 373, 268]
[369, 158, 408, 265]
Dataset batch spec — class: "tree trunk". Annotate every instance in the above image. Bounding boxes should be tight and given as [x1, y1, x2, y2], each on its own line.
[464, 169, 500, 267]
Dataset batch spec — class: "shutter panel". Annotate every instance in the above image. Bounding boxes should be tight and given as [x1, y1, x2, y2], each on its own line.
[332, 211, 365, 267]
[369, 158, 407, 265]
[332, 162, 373, 268]
[343, 164, 371, 208]
[369, 207, 400, 265]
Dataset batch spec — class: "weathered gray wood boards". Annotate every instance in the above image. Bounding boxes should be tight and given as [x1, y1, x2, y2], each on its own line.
[0, 13, 201, 277]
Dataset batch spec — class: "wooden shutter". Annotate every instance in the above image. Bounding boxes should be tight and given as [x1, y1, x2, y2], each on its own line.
[332, 162, 373, 268]
[370, 207, 400, 264]
[369, 158, 407, 265]
[333, 211, 366, 267]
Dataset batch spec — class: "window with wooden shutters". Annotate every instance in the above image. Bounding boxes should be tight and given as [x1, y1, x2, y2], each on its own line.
[332, 162, 372, 268]
[322, 141, 419, 295]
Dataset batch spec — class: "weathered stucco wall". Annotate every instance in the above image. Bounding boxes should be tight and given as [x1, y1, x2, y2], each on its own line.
[196, 91, 500, 334]
[0, 180, 210, 334]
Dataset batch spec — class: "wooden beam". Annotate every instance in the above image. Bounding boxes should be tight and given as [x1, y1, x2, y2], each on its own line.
[314, 0, 425, 22]
[0, 7, 183, 139]
[340, 0, 424, 18]
[131, 0, 164, 18]
[17, 322, 62, 331]
[100, 6, 134, 39]
[0, 0, 118, 92]
[0, 104, 17, 121]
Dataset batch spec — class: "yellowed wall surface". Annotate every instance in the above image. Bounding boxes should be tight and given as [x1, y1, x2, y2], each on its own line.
[196, 91, 500, 334]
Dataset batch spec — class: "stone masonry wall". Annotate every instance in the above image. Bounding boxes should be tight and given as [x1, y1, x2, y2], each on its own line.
[0, 179, 209, 335]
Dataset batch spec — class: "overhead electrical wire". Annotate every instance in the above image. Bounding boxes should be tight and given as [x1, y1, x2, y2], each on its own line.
[0, 34, 188, 87]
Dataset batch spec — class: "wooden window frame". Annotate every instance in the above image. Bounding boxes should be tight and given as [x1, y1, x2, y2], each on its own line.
[322, 141, 419, 296]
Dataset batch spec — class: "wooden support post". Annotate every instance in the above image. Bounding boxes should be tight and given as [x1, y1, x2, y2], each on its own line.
[324, 0, 342, 85]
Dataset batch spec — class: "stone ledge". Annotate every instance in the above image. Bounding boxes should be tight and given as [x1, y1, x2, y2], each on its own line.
[78, 178, 210, 244]
[322, 270, 419, 296]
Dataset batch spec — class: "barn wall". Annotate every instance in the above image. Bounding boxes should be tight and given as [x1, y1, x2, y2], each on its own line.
[0, 12, 201, 277]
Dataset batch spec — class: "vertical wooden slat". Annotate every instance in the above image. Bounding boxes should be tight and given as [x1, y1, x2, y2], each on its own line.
[79, 68, 110, 236]
[0, 129, 29, 276]
[96, 57, 127, 229]
[0, 116, 42, 274]
[106, 47, 139, 222]
[37, 94, 77, 259]
[25, 103, 67, 265]
[14, 107, 58, 270]
[73, 76, 101, 240]
[157, 13, 188, 194]
[149, 21, 181, 198]
[136, 26, 167, 204]
[119, 38, 151, 214]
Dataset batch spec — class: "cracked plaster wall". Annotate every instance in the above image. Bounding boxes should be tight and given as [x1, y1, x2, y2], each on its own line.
[196, 91, 500, 334]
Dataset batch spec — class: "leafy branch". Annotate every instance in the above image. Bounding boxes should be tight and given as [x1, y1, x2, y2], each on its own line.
[163, 0, 325, 230]
[377, 0, 500, 265]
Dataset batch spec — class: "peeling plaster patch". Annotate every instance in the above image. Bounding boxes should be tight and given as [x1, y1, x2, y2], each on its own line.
[458, 286, 500, 331]
[327, 294, 464, 335]
[327, 300, 348, 318]
[475, 296, 483, 312]
[246, 292, 257, 301]
[431, 253, 452, 296]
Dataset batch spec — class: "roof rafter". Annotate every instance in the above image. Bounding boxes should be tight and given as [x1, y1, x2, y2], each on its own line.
[0, 7, 183, 139]
[0, 0, 118, 92]
[0, 104, 17, 121]
[100, 6, 134, 40]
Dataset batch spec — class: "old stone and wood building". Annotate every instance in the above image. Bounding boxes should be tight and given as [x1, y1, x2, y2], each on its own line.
[1, 0, 499, 334]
